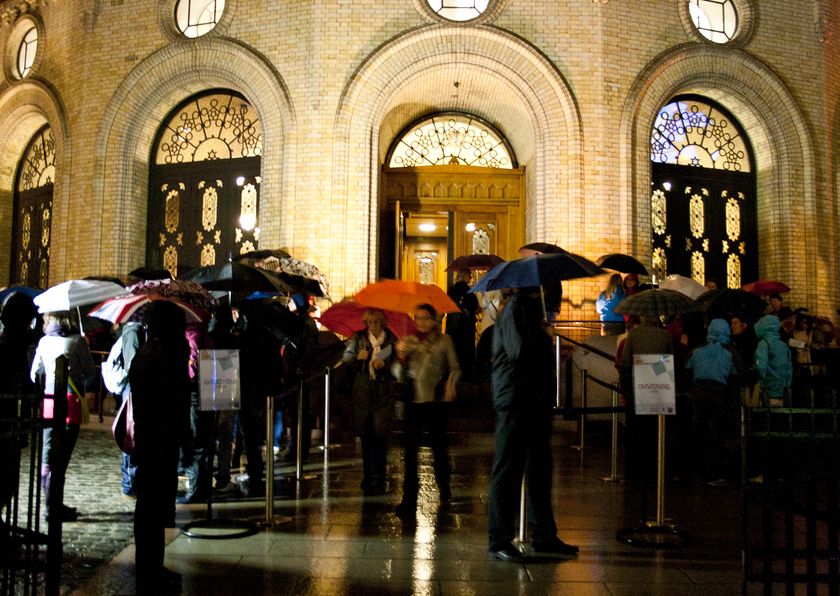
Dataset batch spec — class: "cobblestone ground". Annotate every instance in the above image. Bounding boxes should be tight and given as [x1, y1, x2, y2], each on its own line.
[17, 418, 136, 595]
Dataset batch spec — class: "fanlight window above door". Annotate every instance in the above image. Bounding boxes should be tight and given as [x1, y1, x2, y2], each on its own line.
[18, 127, 55, 191]
[388, 113, 515, 169]
[650, 98, 751, 173]
[154, 92, 262, 164]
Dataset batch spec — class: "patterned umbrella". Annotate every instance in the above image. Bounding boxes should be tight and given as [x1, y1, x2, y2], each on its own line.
[614, 289, 699, 319]
[659, 274, 706, 300]
[88, 294, 203, 324]
[127, 278, 215, 314]
[33, 279, 126, 314]
[235, 249, 330, 299]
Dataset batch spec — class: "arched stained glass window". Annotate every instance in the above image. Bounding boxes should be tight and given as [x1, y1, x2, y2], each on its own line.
[154, 92, 261, 164]
[651, 98, 750, 173]
[650, 96, 756, 289]
[17, 127, 54, 192]
[388, 113, 515, 169]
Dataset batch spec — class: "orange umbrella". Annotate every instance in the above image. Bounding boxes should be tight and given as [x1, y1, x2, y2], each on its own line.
[353, 280, 460, 315]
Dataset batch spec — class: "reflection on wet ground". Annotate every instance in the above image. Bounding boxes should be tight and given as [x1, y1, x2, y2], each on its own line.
[74, 421, 746, 595]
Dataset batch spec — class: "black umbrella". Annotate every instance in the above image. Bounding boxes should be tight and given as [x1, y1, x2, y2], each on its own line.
[276, 271, 325, 297]
[518, 242, 567, 254]
[695, 288, 766, 321]
[614, 289, 699, 319]
[128, 267, 172, 281]
[596, 253, 649, 276]
[180, 262, 292, 293]
[234, 248, 292, 262]
[472, 252, 604, 293]
[445, 254, 504, 272]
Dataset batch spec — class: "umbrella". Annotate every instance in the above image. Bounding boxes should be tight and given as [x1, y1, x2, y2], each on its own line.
[659, 274, 706, 300]
[128, 278, 215, 313]
[471, 252, 604, 293]
[445, 254, 504, 272]
[237, 250, 330, 298]
[33, 279, 126, 314]
[596, 253, 649, 276]
[128, 267, 172, 281]
[518, 242, 567, 255]
[319, 300, 416, 339]
[354, 280, 460, 315]
[742, 280, 791, 296]
[180, 262, 293, 294]
[235, 248, 292, 261]
[695, 288, 767, 321]
[614, 288, 700, 319]
[89, 294, 203, 324]
[0, 285, 43, 305]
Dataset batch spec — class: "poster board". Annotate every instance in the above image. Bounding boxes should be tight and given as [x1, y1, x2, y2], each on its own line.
[198, 349, 241, 411]
[632, 354, 676, 415]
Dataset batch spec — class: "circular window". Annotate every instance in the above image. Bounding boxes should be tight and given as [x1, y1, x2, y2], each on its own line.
[688, 0, 737, 43]
[175, 0, 226, 38]
[17, 27, 37, 78]
[414, 0, 505, 25]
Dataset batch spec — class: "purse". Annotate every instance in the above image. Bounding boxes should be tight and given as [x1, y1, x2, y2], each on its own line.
[111, 393, 135, 455]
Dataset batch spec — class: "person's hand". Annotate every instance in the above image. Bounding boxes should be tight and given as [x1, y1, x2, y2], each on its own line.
[444, 383, 457, 402]
[395, 339, 409, 359]
[372, 358, 385, 370]
[357, 349, 369, 361]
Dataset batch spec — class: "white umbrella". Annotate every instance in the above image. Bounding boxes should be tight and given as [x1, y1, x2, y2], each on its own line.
[658, 274, 706, 300]
[34, 279, 126, 314]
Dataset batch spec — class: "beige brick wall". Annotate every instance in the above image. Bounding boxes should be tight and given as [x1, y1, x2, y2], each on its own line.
[0, 0, 834, 318]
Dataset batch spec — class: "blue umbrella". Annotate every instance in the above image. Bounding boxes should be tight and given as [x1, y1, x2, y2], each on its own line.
[0, 285, 43, 305]
[471, 252, 604, 293]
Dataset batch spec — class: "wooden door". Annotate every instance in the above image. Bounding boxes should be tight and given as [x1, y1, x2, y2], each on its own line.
[11, 184, 52, 287]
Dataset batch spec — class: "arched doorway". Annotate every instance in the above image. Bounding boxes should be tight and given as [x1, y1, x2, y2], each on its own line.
[649, 95, 757, 288]
[147, 90, 262, 276]
[381, 112, 524, 288]
[11, 125, 54, 287]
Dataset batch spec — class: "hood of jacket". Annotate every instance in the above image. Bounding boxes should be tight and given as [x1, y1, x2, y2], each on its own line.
[754, 314, 781, 341]
[706, 318, 731, 344]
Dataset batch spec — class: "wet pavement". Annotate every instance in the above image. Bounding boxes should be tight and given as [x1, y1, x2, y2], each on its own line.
[43, 417, 751, 595]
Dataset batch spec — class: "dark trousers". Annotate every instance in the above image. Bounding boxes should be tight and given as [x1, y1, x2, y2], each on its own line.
[240, 398, 265, 486]
[182, 392, 214, 500]
[487, 408, 557, 550]
[361, 418, 388, 490]
[402, 402, 451, 501]
[134, 441, 179, 593]
[41, 424, 79, 512]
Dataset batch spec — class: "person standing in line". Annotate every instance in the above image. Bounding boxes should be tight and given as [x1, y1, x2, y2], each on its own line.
[129, 301, 191, 594]
[487, 287, 579, 562]
[753, 314, 793, 407]
[30, 311, 96, 523]
[393, 303, 460, 517]
[342, 309, 397, 495]
[446, 268, 479, 380]
[596, 274, 626, 336]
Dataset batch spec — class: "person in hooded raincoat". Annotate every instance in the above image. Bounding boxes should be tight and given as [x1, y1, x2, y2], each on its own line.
[753, 314, 793, 406]
[685, 319, 743, 484]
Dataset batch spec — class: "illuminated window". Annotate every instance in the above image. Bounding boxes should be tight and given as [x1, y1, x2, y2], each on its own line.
[176, 0, 225, 38]
[688, 0, 738, 43]
[426, 0, 489, 22]
[17, 26, 37, 78]
[388, 113, 514, 169]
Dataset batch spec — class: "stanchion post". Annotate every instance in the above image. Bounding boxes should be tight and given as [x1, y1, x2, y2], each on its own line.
[572, 369, 587, 450]
[46, 356, 68, 596]
[554, 335, 561, 408]
[323, 366, 331, 451]
[599, 386, 623, 482]
[296, 380, 304, 481]
[655, 414, 666, 526]
[264, 395, 274, 525]
[518, 476, 527, 545]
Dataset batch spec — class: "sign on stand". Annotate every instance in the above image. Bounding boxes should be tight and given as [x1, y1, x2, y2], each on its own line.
[199, 349, 241, 411]
[632, 354, 676, 415]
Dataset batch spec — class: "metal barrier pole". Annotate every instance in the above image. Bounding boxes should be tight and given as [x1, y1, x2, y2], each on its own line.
[46, 356, 68, 596]
[518, 476, 527, 545]
[572, 369, 587, 451]
[555, 336, 561, 408]
[599, 386, 623, 482]
[655, 414, 666, 526]
[264, 395, 274, 525]
[296, 380, 304, 481]
[323, 366, 331, 451]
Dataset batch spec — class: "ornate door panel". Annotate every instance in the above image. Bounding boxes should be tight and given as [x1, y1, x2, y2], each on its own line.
[404, 239, 447, 287]
[11, 185, 52, 287]
[147, 158, 260, 276]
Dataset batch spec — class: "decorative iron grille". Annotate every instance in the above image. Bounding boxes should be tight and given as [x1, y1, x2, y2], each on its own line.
[17, 127, 54, 192]
[388, 112, 514, 169]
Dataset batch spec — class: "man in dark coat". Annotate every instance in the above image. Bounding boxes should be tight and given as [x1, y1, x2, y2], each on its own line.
[446, 268, 479, 379]
[487, 287, 578, 562]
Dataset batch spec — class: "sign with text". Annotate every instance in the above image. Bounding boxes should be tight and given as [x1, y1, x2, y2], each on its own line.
[199, 349, 241, 411]
[632, 354, 676, 415]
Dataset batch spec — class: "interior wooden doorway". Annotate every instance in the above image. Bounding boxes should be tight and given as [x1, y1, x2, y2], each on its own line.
[381, 165, 525, 290]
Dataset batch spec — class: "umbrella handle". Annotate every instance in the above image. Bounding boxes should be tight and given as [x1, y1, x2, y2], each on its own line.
[539, 286, 547, 323]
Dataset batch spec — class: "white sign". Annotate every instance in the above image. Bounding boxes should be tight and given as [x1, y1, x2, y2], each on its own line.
[198, 349, 241, 411]
[632, 354, 676, 415]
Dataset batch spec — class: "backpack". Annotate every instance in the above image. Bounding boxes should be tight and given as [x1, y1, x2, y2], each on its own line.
[101, 336, 129, 394]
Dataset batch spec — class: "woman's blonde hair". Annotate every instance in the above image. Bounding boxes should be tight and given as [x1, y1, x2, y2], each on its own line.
[604, 273, 623, 299]
[362, 309, 386, 326]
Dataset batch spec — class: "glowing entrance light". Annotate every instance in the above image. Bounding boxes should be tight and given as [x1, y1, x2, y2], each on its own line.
[418, 223, 436, 233]
[465, 222, 476, 232]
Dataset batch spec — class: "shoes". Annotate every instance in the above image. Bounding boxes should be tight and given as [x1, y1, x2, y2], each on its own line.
[176, 494, 207, 505]
[46, 505, 77, 523]
[394, 501, 416, 518]
[488, 544, 526, 563]
[215, 481, 238, 494]
[531, 537, 579, 556]
[748, 474, 764, 484]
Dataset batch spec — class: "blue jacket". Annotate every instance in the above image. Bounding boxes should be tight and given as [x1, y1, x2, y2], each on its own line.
[596, 287, 625, 323]
[686, 319, 736, 385]
[753, 315, 792, 398]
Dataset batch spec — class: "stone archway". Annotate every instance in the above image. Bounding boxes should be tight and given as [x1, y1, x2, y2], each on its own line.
[0, 81, 68, 284]
[332, 25, 582, 297]
[620, 44, 819, 309]
[92, 38, 296, 278]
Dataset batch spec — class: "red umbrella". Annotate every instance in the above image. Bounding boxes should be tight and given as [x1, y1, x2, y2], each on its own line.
[741, 280, 791, 296]
[319, 300, 415, 339]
